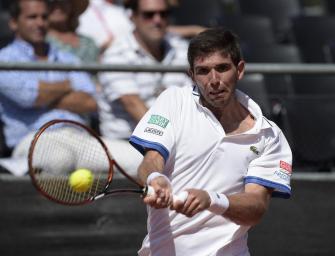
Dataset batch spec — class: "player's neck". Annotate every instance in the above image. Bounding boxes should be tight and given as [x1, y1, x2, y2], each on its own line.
[211, 97, 255, 135]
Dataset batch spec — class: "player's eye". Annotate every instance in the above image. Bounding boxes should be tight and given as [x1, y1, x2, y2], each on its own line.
[215, 64, 230, 73]
[195, 68, 210, 75]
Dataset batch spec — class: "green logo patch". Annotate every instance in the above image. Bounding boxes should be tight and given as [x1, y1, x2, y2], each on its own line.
[148, 115, 169, 128]
[250, 146, 260, 155]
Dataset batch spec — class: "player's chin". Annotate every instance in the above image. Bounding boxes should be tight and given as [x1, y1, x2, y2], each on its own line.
[209, 96, 228, 107]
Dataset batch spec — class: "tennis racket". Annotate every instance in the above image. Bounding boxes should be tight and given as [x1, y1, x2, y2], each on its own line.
[28, 119, 187, 206]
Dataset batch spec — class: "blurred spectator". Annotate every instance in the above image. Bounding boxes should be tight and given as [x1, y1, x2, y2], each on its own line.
[0, 0, 97, 166]
[98, 0, 192, 175]
[77, 0, 204, 56]
[124, 0, 206, 39]
[77, 0, 134, 54]
[47, 0, 99, 63]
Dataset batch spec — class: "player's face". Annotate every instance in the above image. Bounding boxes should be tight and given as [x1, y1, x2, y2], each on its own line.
[132, 0, 169, 44]
[10, 0, 49, 45]
[190, 51, 245, 109]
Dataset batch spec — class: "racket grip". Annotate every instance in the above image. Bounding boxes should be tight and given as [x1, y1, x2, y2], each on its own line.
[173, 191, 189, 203]
[145, 186, 188, 203]
[146, 185, 155, 196]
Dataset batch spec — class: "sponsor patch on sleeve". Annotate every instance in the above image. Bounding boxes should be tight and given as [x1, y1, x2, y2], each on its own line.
[144, 127, 164, 136]
[280, 160, 292, 174]
[148, 115, 169, 128]
[274, 170, 291, 181]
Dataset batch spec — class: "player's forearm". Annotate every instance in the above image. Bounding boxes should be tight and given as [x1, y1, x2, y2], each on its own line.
[137, 150, 165, 186]
[119, 94, 148, 122]
[53, 92, 97, 113]
[35, 80, 72, 107]
[223, 190, 271, 226]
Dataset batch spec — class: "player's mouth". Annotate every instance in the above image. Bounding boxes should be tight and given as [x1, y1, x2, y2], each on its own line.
[209, 89, 226, 97]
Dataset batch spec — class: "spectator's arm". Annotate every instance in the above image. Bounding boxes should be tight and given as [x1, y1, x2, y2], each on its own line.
[36, 79, 97, 113]
[119, 94, 148, 122]
[35, 80, 72, 107]
[53, 91, 97, 113]
[54, 64, 97, 113]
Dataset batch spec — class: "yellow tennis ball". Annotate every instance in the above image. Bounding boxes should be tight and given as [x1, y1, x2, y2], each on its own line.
[69, 168, 94, 193]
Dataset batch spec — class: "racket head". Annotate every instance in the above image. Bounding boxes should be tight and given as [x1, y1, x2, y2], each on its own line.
[28, 119, 114, 205]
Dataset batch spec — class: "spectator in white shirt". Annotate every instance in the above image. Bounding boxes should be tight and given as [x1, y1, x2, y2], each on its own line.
[98, 0, 192, 176]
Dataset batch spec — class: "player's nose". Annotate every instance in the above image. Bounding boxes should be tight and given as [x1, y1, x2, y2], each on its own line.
[208, 69, 221, 87]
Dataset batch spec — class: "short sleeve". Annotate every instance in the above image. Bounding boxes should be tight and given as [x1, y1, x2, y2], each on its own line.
[245, 130, 293, 198]
[129, 87, 180, 162]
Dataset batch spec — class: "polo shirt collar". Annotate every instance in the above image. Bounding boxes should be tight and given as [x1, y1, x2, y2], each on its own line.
[130, 31, 175, 63]
[12, 38, 58, 61]
[235, 89, 272, 132]
[191, 86, 272, 133]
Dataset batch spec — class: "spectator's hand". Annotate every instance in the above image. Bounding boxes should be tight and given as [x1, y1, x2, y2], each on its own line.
[171, 189, 211, 217]
[143, 176, 173, 209]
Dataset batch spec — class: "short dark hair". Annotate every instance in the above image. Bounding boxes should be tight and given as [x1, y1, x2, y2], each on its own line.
[124, 0, 169, 13]
[9, 0, 48, 19]
[188, 27, 243, 69]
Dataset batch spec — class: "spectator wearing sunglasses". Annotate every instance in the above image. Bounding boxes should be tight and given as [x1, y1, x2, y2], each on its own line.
[98, 0, 192, 177]
[123, 0, 206, 39]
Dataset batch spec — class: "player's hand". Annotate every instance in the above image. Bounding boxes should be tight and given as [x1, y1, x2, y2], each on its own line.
[144, 176, 173, 209]
[171, 189, 211, 217]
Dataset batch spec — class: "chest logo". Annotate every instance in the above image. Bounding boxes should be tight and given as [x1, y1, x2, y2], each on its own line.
[250, 146, 260, 155]
[148, 114, 169, 128]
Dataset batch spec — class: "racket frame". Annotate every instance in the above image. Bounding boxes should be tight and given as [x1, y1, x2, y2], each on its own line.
[28, 119, 149, 206]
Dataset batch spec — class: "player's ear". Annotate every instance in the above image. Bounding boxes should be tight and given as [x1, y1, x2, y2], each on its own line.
[130, 9, 136, 23]
[236, 60, 245, 81]
[188, 68, 195, 81]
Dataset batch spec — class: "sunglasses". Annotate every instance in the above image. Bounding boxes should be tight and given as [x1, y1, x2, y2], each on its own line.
[139, 10, 170, 20]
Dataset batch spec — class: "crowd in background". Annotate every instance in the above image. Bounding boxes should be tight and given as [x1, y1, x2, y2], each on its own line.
[1, 0, 335, 173]
[0, 0, 205, 175]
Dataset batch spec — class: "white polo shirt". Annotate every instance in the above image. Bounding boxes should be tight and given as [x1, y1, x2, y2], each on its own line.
[130, 86, 292, 256]
[98, 32, 192, 139]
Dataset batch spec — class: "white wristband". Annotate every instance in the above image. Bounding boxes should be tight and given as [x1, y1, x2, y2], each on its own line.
[207, 191, 230, 215]
[146, 172, 170, 185]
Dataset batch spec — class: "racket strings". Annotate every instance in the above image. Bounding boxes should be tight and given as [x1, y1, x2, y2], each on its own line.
[30, 122, 112, 204]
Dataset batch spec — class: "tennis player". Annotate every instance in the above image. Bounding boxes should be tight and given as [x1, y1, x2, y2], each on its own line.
[129, 27, 292, 255]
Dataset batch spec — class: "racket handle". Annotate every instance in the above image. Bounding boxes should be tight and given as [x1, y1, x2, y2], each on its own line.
[173, 191, 189, 203]
[146, 185, 188, 203]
